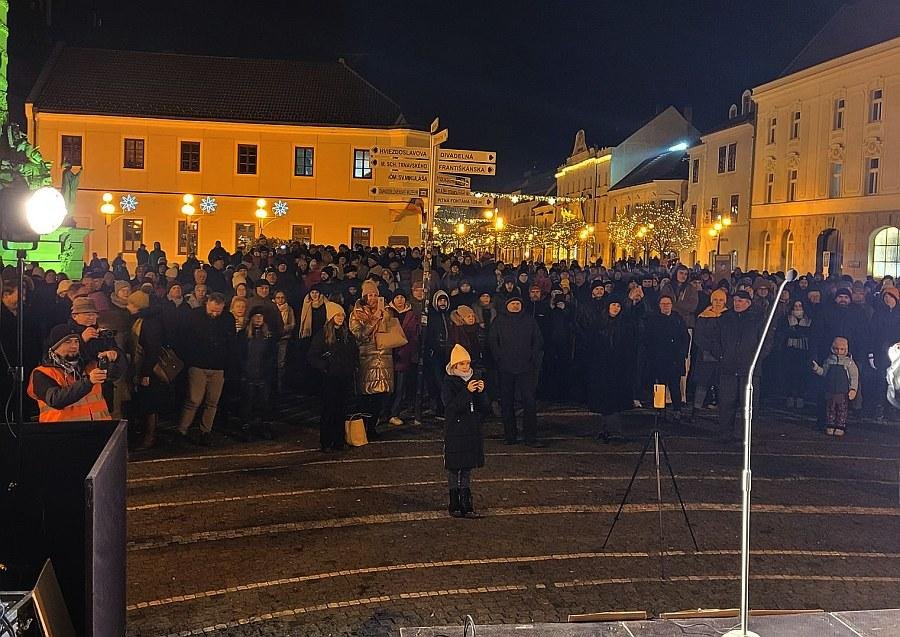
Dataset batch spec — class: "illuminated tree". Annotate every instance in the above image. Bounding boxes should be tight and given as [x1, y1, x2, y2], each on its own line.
[608, 201, 697, 256]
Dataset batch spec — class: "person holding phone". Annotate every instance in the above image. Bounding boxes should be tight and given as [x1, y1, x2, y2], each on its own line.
[442, 344, 488, 518]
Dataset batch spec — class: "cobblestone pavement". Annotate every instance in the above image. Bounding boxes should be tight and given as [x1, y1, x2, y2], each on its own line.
[125, 400, 900, 637]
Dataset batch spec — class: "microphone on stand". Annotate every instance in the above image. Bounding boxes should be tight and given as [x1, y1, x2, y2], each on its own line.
[725, 267, 797, 637]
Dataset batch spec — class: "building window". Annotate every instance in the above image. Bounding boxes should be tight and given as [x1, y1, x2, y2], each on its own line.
[730, 194, 739, 221]
[717, 146, 727, 174]
[829, 162, 843, 198]
[710, 196, 719, 213]
[867, 157, 880, 195]
[765, 172, 775, 203]
[690, 204, 698, 226]
[873, 226, 900, 278]
[353, 149, 371, 179]
[762, 232, 771, 270]
[691, 158, 700, 183]
[768, 117, 777, 144]
[833, 98, 845, 130]
[123, 138, 145, 169]
[291, 224, 312, 244]
[783, 230, 794, 270]
[727, 143, 737, 172]
[122, 219, 143, 252]
[178, 220, 199, 256]
[350, 226, 371, 247]
[235, 223, 256, 249]
[790, 110, 801, 140]
[787, 169, 798, 202]
[237, 144, 258, 174]
[180, 141, 200, 172]
[870, 88, 883, 123]
[294, 146, 314, 177]
[660, 199, 676, 210]
[61, 135, 82, 166]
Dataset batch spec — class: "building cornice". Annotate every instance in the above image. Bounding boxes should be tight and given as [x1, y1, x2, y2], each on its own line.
[754, 36, 900, 97]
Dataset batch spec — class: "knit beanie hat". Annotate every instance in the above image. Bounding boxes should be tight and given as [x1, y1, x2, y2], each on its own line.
[455, 305, 475, 323]
[128, 291, 150, 310]
[48, 324, 80, 351]
[505, 294, 523, 308]
[362, 279, 379, 297]
[883, 287, 900, 304]
[325, 301, 345, 323]
[835, 287, 852, 300]
[114, 280, 131, 295]
[56, 279, 74, 296]
[447, 344, 471, 370]
[733, 290, 752, 301]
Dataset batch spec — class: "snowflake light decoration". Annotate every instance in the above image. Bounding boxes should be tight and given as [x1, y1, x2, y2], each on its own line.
[199, 196, 218, 214]
[272, 200, 289, 217]
[119, 194, 139, 212]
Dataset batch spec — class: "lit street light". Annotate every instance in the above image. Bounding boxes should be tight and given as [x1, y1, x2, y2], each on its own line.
[99, 192, 120, 258]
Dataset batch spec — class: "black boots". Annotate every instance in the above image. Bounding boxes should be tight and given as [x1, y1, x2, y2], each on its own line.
[449, 489, 463, 517]
[460, 488, 475, 517]
[135, 414, 157, 451]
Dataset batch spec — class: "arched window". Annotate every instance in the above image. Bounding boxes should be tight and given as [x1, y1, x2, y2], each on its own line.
[741, 90, 753, 114]
[872, 227, 900, 277]
[783, 230, 794, 270]
[761, 232, 771, 270]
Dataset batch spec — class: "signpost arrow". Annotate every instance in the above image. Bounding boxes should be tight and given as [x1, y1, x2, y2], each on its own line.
[436, 185, 469, 196]
[370, 146, 430, 161]
[371, 157, 430, 172]
[437, 174, 471, 189]
[437, 161, 496, 176]
[435, 194, 494, 207]
[438, 148, 496, 164]
[371, 186, 428, 198]
[378, 171, 429, 185]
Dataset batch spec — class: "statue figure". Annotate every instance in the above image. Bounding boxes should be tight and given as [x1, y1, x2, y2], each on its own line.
[60, 162, 82, 225]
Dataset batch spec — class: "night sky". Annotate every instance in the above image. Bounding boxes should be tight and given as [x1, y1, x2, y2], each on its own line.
[10, 0, 848, 187]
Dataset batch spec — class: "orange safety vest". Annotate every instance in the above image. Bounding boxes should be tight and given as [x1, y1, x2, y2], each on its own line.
[27, 365, 112, 423]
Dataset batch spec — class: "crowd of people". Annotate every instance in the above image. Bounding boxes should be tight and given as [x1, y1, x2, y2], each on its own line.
[3, 237, 900, 514]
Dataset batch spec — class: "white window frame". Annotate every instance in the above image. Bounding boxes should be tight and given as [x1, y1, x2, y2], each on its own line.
[790, 110, 801, 140]
[726, 143, 737, 172]
[833, 98, 845, 130]
[765, 172, 775, 203]
[787, 169, 798, 202]
[768, 117, 777, 145]
[867, 157, 880, 195]
[870, 88, 883, 123]
[829, 162, 843, 198]
[717, 146, 727, 174]
[872, 227, 900, 278]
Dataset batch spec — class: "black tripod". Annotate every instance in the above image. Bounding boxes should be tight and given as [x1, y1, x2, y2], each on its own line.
[601, 412, 699, 578]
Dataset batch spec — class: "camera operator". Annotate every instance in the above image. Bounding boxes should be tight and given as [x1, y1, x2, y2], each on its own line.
[61, 297, 125, 407]
[27, 325, 123, 422]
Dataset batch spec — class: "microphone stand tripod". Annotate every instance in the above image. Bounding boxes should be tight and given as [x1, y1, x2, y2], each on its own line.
[601, 404, 698, 579]
[723, 269, 796, 637]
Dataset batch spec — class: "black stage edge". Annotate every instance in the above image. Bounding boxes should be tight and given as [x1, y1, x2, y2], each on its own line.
[402, 609, 900, 636]
[0, 420, 127, 636]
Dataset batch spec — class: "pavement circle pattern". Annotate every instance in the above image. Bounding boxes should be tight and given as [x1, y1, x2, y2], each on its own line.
[125, 405, 900, 637]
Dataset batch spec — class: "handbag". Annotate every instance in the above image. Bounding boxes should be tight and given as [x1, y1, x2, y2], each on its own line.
[153, 346, 184, 384]
[344, 414, 368, 446]
[375, 316, 408, 350]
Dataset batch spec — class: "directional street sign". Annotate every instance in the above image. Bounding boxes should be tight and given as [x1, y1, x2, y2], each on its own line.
[437, 174, 471, 189]
[371, 157, 429, 172]
[370, 145, 430, 160]
[378, 171, 429, 185]
[437, 161, 496, 176]
[436, 185, 469, 196]
[436, 194, 494, 207]
[438, 148, 496, 164]
[433, 129, 449, 145]
[371, 186, 428, 198]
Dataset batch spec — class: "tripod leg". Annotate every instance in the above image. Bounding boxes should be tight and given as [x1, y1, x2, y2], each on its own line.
[654, 431, 666, 579]
[601, 434, 653, 550]
[659, 435, 700, 551]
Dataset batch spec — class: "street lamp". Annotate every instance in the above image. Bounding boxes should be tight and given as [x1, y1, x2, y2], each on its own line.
[99, 192, 120, 258]
[455, 222, 466, 250]
[181, 194, 198, 255]
[709, 214, 732, 256]
[493, 215, 504, 260]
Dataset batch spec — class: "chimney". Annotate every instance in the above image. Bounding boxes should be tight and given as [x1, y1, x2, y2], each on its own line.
[682, 105, 693, 124]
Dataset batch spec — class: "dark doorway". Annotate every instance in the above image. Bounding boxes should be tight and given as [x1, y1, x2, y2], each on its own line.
[816, 228, 842, 276]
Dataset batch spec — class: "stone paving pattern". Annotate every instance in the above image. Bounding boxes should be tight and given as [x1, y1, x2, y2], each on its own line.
[125, 403, 900, 636]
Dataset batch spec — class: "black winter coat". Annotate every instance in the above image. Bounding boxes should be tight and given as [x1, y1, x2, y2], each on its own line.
[643, 311, 689, 379]
[308, 329, 359, 378]
[488, 311, 543, 374]
[717, 308, 768, 377]
[588, 312, 637, 415]
[871, 306, 900, 369]
[182, 306, 236, 370]
[441, 369, 488, 471]
[240, 328, 277, 382]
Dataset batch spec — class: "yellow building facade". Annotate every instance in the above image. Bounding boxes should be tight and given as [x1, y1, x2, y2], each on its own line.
[26, 48, 429, 264]
[748, 32, 900, 277]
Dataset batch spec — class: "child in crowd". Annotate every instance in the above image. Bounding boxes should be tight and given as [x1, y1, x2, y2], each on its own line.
[442, 344, 488, 518]
[812, 336, 859, 436]
[239, 308, 277, 440]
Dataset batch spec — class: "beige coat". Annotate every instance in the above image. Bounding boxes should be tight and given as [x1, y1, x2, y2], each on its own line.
[349, 301, 395, 395]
